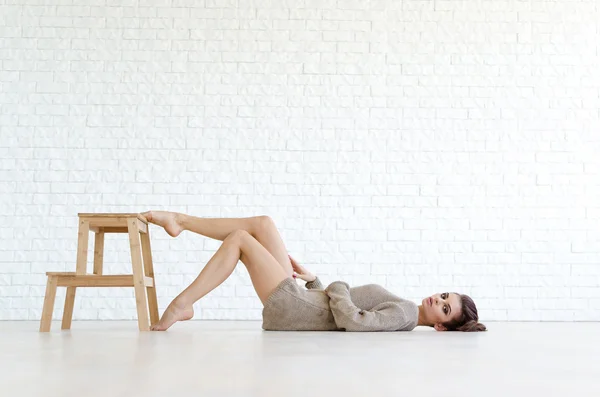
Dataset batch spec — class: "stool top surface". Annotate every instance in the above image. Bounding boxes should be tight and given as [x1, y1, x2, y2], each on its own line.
[78, 213, 148, 223]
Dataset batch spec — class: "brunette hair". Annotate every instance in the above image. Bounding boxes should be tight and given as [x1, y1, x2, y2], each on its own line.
[443, 293, 487, 332]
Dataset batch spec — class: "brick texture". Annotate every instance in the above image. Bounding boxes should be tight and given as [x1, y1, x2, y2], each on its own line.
[1, 0, 599, 322]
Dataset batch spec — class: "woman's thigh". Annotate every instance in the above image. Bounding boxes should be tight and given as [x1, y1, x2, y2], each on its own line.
[237, 230, 290, 304]
[253, 216, 294, 278]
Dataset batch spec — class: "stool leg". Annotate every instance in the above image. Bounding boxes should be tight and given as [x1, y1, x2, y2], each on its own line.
[141, 230, 159, 327]
[127, 219, 150, 331]
[93, 230, 105, 275]
[61, 287, 76, 330]
[76, 219, 90, 274]
[40, 276, 58, 332]
[60, 219, 90, 330]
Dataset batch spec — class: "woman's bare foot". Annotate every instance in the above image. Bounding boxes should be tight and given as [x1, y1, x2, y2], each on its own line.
[151, 298, 194, 331]
[142, 211, 184, 237]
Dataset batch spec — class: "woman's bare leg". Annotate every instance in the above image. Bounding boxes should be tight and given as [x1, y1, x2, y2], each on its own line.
[151, 229, 289, 331]
[142, 211, 293, 277]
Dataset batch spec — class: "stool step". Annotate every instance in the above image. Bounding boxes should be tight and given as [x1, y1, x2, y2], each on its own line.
[79, 213, 148, 223]
[46, 273, 154, 288]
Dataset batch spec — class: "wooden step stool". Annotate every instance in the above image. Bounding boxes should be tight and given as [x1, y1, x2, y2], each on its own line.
[39, 213, 159, 332]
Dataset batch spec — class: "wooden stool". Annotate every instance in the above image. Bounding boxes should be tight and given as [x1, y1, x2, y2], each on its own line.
[39, 213, 159, 332]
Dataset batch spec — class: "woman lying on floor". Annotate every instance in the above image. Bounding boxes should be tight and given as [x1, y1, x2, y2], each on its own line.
[141, 211, 487, 333]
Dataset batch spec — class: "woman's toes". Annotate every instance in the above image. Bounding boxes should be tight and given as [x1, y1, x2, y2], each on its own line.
[141, 211, 153, 222]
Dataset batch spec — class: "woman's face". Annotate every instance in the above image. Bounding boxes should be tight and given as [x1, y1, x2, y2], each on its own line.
[421, 292, 462, 331]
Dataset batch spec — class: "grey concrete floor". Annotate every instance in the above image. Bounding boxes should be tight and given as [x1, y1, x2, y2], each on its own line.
[1, 321, 599, 397]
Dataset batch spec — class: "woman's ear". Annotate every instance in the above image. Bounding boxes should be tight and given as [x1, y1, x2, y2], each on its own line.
[434, 323, 447, 332]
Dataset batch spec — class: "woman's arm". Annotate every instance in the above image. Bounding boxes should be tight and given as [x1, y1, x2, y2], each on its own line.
[325, 281, 409, 332]
[289, 255, 323, 289]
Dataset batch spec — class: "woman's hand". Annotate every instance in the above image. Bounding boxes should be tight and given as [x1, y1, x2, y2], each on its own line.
[289, 254, 316, 282]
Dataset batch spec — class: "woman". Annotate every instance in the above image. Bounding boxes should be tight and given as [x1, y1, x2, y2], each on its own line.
[142, 211, 487, 333]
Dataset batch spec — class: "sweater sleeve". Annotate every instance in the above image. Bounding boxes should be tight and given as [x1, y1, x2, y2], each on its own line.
[305, 277, 324, 290]
[325, 281, 407, 332]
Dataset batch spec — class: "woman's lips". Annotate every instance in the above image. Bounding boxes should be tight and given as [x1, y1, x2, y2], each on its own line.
[429, 297, 433, 306]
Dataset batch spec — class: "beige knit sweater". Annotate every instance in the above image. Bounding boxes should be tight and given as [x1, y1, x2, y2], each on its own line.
[262, 277, 419, 332]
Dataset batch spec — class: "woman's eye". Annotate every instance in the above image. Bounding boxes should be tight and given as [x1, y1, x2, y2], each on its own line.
[443, 306, 448, 314]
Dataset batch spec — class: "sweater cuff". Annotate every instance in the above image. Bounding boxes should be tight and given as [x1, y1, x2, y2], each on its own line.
[325, 281, 350, 295]
[305, 277, 324, 290]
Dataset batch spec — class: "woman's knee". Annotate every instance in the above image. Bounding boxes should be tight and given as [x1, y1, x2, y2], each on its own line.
[225, 229, 251, 244]
[255, 215, 276, 234]
[227, 230, 254, 267]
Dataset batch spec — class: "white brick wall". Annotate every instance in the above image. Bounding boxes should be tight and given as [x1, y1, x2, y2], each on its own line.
[1, 0, 599, 322]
